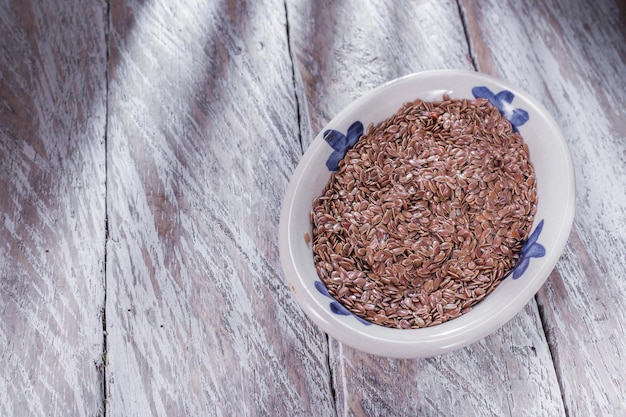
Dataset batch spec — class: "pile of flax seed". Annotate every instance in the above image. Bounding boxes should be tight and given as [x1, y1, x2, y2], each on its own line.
[311, 96, 537, 328]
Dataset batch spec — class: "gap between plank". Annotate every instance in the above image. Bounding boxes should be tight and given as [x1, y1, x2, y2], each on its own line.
[454, 0, 478, 71]
[536, 294, 570, 417]
[283, 0, 305, 155]
[282, 2, 338, 416]
[101, 0, 111, 415]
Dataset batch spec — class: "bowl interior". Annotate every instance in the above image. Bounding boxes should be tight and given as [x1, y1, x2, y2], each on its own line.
[279, 70, 575, 358]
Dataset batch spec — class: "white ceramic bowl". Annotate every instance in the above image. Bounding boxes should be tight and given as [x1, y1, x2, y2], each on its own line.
[279, 70, 575, 358]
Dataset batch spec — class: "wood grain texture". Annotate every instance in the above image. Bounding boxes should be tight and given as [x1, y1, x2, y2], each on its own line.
[287, 0, 565, 416]
[0, 0, 107, 415]
[1, 0, 624, 415]
[330, 304, 562, 417]
[105, 0, 333, 415]
[461, 0, 626, 415]
[287, 0, 475, 149]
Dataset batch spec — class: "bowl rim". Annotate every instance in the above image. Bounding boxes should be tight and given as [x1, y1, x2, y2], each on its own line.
[279, 69, 575, 358]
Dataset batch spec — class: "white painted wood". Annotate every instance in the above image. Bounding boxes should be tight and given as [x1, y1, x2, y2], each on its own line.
[0, 0, 107, 415]
[287, 0, 565, 416]
[461, 0, 626, 415]
[330, 304, 563, 417]
[105, 0, 333, 416]
[1, 0, 624, 415]
[287, 0, 476, 149]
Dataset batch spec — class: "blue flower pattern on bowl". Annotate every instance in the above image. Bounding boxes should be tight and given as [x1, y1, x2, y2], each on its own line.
[471, 86, 529, 132]
[323, 121, 364, 171]
[510, 220, 546, 279]
[315, 281, 372, 325]
[318, 89, 540, 320]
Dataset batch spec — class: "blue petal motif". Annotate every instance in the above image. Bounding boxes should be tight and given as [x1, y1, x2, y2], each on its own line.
[471, 86, 529, 132]
[511, 220, 546, 279]
[493, 90, 515, 108]
[314, 280, 331, 297]
[329, 302, 351, 316]
[315, 280, 372, 325]
[323, 121, 364, 171]
[508, 108, 530, 129]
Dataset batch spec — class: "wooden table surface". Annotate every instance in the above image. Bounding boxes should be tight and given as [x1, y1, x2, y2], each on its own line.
[1, 0, 625, 416]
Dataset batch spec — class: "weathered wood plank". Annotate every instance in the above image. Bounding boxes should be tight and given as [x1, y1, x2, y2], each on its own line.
[0, 0, 107, 415]
[330, 304, 562, 417]
[461, 0, 626, 415]
[2, 0, 622, 415]
[105, 0, 333, 415]
[288, 0, 475, 149]
[287, 0, 566, 415]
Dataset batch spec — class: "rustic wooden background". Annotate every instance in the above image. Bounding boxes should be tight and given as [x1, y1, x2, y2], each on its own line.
[1, 0, 624, 416]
